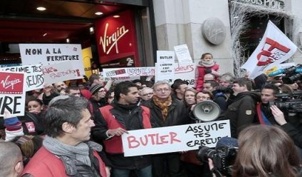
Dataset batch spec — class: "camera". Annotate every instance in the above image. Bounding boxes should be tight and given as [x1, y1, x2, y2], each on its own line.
[197, 144, 237, 176]
[269, 92, 302, 112]
[281, 64, 302, 84]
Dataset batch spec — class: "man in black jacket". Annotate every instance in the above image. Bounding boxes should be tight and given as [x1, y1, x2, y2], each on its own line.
[142, 80, 189, 177]
[222, 78, 260, 138]
[92, 81, 152, 177]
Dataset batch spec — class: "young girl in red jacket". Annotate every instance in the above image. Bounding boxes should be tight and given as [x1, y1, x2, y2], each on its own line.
[196, 53, 220, 91]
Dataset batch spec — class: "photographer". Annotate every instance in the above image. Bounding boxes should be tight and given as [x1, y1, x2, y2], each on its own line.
[272, 105, 302, 148]
[207, 125, 302, 177]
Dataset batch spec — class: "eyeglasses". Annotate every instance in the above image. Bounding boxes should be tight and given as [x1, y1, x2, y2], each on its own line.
[142, 93, 153, 96]
[155, 88, 170, 92]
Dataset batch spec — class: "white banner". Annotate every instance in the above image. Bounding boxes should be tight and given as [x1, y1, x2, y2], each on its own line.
[19, 44, 85, 78]
[103, 67, 155, 78]
[241, 21, 297, 79]
[122, 120, 231, 157]
[42, 61, 82, 84]
[175, 62, 196, 87]
[1, 64, 44, 91]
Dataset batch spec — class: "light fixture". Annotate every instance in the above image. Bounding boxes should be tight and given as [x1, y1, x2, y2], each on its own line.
[43, 33, 47, 37]
[113, 15, 120, 18]
[89, 27, 94, 34]
[37, 6, 46, 11]
[66, 38, 70, 43]
[95, 12, 103, 16]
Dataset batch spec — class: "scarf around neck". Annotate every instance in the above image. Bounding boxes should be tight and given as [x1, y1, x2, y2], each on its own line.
[199, 60, 215, 67]
[153, 95, 172, 120]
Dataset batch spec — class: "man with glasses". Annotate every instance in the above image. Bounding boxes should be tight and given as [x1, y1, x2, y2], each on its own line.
[142, 80, 189, 177]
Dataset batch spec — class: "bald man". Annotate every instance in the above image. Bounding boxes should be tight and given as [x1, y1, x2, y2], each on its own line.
[0, 142, 23, 177]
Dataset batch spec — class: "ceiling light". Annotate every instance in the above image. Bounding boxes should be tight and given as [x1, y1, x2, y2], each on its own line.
[43, 33, 47, 37]
[113, 15, 120, 18]
[89, 27, 94, 33]
[95, 12, 103, 16]
[37, 7, 46, 11]
[66, 38, 70, 43]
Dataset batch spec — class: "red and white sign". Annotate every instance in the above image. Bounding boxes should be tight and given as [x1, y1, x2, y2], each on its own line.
[95, 10, 139, 67]
[0, 71, 26, 116]
[241, 20, 297, 79]
[122, 120, 230, 157]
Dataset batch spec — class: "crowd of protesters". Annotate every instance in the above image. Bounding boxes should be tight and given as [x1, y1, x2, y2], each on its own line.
[1, 52, 302, 177]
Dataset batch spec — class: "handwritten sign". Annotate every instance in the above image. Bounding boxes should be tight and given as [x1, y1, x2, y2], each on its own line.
[1, 64, 44, 91]
[155, 62, 174, 84]
[19, 44, 85, 78]
[103, 67, 155, 78]
[157, 51, 175, 64]
[175, 63, 196, 87]
[122, 120, 230, 157]
[0, 71, 26, 116]
[174, 44, 193, 63]
[42, 61, 82, 84]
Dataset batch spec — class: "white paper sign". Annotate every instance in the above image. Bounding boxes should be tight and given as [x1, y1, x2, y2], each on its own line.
[156, 50, 175, 64]
[42, 61, 82, 84]
[122, 120, 231, 157]
[19, 44, 85, 78]
[174, 62, 196, 87]
[155, 62, 175, 84]
[1, 64, 44, 91]
[174, 44, 193, 63]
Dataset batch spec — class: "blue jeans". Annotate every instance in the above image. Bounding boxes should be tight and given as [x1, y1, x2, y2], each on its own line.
[112, 165, 152, 177]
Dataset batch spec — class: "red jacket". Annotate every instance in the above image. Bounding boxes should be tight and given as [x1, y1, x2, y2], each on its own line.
[22, 146, 107, 177]
[100, 105, 152, 154]
[196, 63, 219, 91]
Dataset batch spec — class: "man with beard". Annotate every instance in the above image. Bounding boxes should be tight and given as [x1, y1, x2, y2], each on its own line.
[92, 81, 152, 177]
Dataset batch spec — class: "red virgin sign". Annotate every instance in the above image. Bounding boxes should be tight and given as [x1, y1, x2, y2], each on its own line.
[0, 72, 24, 94]
[95, 10, 139, 67]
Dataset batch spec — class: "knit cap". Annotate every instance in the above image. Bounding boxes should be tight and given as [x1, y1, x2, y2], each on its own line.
[89, 84, 104, 95]
[3, 109, 24, 141]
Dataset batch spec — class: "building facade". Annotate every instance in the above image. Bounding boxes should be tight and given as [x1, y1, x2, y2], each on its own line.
[153, 0, 302, 76]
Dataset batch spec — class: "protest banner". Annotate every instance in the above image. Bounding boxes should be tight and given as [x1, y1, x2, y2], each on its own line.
[42, 61, 83, 84]
[0, 71, 26, 116]
[103, 67, 155, 78]
[157, 50, 175, 64]
[155, 62, 175, 84]
[241, 21, 297, 79]
[174, 44, 193, 63]
[122, 120, 230, 157]
[175, 62, 196, 87]
[19, 44, 85, 78]
[1, 64, 44, 91]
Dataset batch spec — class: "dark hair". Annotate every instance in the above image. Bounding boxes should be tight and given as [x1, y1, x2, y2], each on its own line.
[114, 81, 138, 101]
[27, 98, 43, 107]
[88, 74, 100, 85]
[44, 96, 89, 137]
[233, 77, 253, 91]
[172, 80, 188, 93]
[200, 52, 213, 59]
[105, 88, 114, 104]
[65, 85, 80, 94]
[261, 84, 280, 96]
[204, 80, 219, 88]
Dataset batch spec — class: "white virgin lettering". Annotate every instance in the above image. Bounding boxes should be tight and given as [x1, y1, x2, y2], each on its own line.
[1, 75, 21, 89]
[99, 23, 129, 54]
